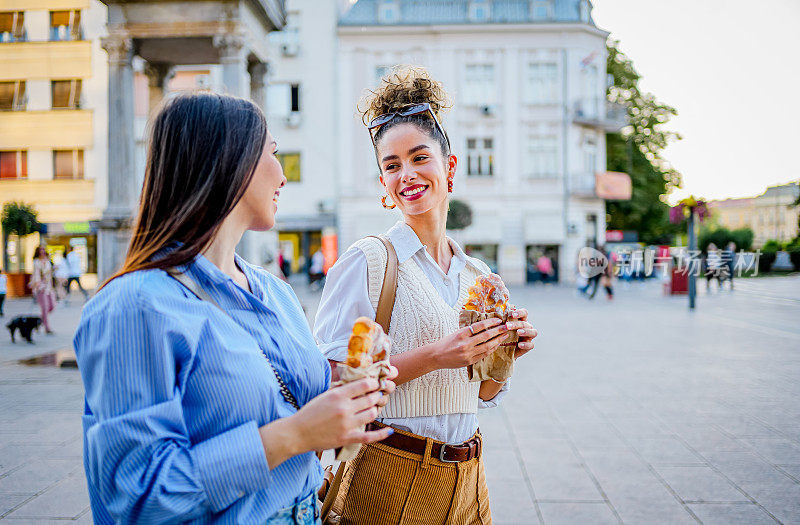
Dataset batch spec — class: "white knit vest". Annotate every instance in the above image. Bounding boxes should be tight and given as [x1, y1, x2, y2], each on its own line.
[354, 236, 483, 418]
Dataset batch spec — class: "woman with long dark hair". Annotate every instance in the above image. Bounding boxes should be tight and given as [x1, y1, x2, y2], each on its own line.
[74, 92, 395, 523]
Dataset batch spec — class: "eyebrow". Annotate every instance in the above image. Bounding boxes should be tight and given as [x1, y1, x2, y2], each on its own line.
[381, 144, 431, 163]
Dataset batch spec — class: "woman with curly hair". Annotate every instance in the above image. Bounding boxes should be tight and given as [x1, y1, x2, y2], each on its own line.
[314, 66, 538, 524]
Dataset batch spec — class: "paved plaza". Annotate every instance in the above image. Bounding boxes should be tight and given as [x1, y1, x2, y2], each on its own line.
[0, 275, 799, 523]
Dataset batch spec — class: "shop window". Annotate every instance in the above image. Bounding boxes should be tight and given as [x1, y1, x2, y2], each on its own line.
[53, 150, 84, 179]
[52, 79, 82, 109]
[0, 150, 27, 179]
[0, 81, 25, 110]
[277, 152, 301, 182]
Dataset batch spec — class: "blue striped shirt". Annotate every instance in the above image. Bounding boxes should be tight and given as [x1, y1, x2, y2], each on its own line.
[73, 253, 331, 523]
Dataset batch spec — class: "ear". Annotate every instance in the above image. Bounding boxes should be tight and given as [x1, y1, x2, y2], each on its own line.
[447, 154, 458, 179]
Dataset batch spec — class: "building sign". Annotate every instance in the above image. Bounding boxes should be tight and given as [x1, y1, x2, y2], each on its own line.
[606, 230, 624, 242]
[595, 171, 632, 200]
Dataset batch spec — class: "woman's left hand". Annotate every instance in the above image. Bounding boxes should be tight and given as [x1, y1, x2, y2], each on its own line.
[376, 365, 398, 410]
[506, 308, 538, 359]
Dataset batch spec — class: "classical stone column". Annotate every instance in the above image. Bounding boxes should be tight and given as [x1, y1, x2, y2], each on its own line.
[248, 61, 268, 111]
[144, 62, 173, 115]
[214, 34, 247, 97]
[97, 34, 136, 281]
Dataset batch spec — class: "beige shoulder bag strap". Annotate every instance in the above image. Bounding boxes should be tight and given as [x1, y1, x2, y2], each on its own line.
[320, 235, 398, 522]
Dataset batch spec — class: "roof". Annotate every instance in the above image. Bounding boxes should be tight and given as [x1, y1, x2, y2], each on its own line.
[339, 0, 596, 27]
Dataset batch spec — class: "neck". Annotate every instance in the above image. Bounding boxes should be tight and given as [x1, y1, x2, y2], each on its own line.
[202, 214, 248, 285]
[404, 201, 451, 267]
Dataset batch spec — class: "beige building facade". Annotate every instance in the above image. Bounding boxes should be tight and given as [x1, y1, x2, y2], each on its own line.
[709, 182, 799, 247]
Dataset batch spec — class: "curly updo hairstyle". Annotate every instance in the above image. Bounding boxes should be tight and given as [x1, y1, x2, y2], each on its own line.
[360, 65, 452, 161]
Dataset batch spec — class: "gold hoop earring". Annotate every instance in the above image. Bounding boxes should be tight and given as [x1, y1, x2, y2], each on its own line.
[381, 195, 396, 209]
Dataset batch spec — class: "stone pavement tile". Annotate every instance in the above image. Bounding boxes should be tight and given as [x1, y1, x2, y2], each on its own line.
[604, 416, 672, 437]
[560, 420, 628, 450]
[705, 450, 796, 486]
[0, 445, 53, 477]
[677, 427, 750, 456]
[741, 482, 800, 524]
[515, 438, 578, 467]
[580, 449, 697, 524]
[6, 471, 89, 519]
[776, 464, 800, 482]
[627, 436, 705, 466]
[686, 503, 777, 524]
[653, 465, 748, 503]
[483, 449, 527, 486]
[0, 494, 35, 517]
[711, 416, 779, 438]
[487, 480, 539, 525]
[538, 502, 619, 525]
[739, 437, 800, 465]
[525, 462, 604, 501]
[0, 458, 81, 493]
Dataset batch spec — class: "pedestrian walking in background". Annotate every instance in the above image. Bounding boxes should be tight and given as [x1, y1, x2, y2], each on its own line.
[724, 241, 736, 289]
[53, 250, 69, 301]
[65, 247, 88, 299]
[308, 247, 325, 290]
[0, 271, 6, 316]
[537, 254, 554, 284]
[73, 92, 396, 524]
[705, 243, 725, 291]
[588, 246, 615, 300]
[30, 246, 55, 334]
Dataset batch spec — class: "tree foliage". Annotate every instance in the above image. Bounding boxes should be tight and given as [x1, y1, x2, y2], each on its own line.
[446, 199, 473, 230]
[605, 40, 682, 244]
[698, 226, 754, 252]
[1, 201, 41, 272]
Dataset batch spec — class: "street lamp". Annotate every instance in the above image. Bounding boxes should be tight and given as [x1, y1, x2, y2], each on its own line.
[670, 196, 710, 310]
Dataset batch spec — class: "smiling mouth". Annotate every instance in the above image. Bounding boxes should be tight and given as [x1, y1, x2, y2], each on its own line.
[399, 185, 429, 200]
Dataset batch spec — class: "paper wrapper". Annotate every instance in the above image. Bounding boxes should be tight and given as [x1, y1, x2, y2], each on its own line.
[460, 309, 518, 383]
[333, 359, 392, 461]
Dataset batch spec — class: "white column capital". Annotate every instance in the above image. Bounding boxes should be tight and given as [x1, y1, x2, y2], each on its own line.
[101, 34, 134, 65]
[213, 33, 246, 62]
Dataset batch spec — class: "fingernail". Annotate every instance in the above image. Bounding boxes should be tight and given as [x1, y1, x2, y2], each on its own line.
[387, 429, 394, 435]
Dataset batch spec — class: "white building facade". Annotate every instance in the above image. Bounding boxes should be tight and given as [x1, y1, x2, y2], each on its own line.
[333, 0, 615, 284]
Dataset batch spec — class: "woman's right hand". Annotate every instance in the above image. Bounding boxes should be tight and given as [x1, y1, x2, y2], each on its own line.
[428, 317, 508, 369]
[259, 378, 394, 466]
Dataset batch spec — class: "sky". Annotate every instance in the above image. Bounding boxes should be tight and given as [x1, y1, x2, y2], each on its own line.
[590, 0, 800, 203]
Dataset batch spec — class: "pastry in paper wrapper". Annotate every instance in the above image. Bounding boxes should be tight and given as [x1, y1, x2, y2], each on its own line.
[460, 274, 518, 383]
[334, 317, 392, 461]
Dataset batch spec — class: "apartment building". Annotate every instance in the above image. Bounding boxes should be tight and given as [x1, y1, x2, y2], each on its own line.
[0, 0, 107, 273]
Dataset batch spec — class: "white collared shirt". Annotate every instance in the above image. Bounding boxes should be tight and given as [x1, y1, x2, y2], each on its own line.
[314, 221, 508, 443]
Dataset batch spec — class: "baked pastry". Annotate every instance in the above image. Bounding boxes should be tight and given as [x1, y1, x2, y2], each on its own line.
[460, 273, 519, 383]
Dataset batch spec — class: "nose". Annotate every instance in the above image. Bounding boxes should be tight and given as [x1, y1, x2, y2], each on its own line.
[400, 162, 417, 184]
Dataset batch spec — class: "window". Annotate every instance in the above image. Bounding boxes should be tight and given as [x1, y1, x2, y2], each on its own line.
[531, 0, 554, 20]
[579, 0, 591, 23]
[0, 150, 27, 180]
[463, 64, 496, 106]
[526, 135, 558, 178]
[0, 81, 25, 110]
[579, 64, 599, 117]
[468, 1, 491, 22]
[378, 1, 399, 24]
[466, 138, 494, 177]
[525, 63, 558, 104]
[582, 136, 597, 175]
[52, 80, 81, 109]
[267, 83, 300, 117]
[53, 150, 84, 179]
[277, 153, 301, 182]
[0, 11, 24, 42]
[50, 10, 81, 41]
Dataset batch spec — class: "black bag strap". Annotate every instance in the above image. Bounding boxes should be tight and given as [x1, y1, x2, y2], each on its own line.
[166, 268, 301, 411]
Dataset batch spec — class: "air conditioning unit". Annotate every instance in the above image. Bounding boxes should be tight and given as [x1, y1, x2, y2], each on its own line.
[480, 104, 496, 117]
[281, 43, 300, 57]
[285, 112, 302, 128]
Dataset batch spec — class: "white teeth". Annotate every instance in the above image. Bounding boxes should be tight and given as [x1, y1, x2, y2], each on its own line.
[402, 186, 426, 196]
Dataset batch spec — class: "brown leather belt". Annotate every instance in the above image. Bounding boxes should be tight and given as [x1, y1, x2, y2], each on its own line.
[367, 422, 482, 463]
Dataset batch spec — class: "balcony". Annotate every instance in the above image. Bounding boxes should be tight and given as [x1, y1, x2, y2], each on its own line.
[0, 179, 97, 223]
[572, 98, 628, 132]
[0, 110, 93, 149]
[568, 172, 597, 198]
[0, 40, 91, 81]
[0, 0, 89, 9]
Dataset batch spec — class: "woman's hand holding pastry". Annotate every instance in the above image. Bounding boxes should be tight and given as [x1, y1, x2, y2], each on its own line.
[507, 308, 537, 359]
[260, 378, 394, 465]
[376, 365, 398, 409]
[430, 317, 509, 369]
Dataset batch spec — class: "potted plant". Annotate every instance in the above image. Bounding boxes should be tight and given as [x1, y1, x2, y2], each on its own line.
[1, 201, 41, 298]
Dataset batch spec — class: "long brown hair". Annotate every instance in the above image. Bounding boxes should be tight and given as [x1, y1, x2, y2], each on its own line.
[104, 92, 267, 286]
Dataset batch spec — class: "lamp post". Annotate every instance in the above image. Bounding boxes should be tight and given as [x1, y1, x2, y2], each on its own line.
[687, 209, 696, 310]
[671, 196, 709, 311]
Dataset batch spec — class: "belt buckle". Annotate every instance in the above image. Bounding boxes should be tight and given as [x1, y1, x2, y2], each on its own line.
[439, 443, 462, 463]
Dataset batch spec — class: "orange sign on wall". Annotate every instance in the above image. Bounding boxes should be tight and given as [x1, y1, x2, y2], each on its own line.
[321, 232, 338, 274]
[595, 171, 632, 200]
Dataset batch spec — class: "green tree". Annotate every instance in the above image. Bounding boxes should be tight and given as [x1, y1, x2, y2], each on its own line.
[605, 41, 682, 244]
[1, 202, 41, 272]
[446, 199, 473, 230]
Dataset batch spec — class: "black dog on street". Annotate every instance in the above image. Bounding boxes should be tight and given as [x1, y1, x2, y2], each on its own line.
[6, 316, 43, 344]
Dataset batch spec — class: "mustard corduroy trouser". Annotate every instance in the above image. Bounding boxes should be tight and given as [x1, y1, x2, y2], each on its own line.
[332, 429, 491, 525]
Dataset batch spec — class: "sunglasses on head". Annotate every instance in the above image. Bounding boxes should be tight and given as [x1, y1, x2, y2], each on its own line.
[367, 103, 451, 151]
